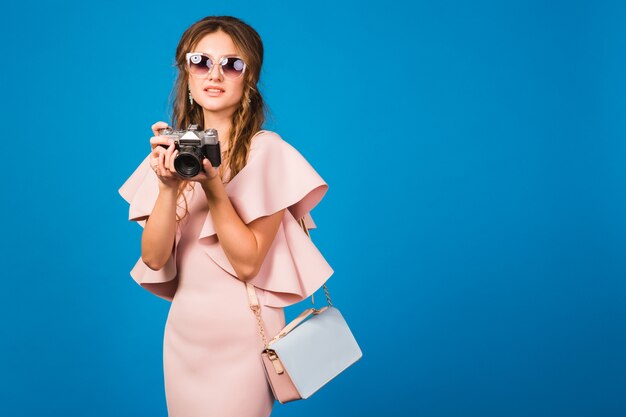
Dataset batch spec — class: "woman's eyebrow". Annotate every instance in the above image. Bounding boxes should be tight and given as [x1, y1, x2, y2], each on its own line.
[198, 51, 240, 56]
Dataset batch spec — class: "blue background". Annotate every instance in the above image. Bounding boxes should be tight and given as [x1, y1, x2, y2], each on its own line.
[2, 0, 625, 416]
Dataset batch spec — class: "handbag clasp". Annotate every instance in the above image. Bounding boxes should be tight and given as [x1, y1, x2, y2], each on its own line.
[266, 349, 285, 375]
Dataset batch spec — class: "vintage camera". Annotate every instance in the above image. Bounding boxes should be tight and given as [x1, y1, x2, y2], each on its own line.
[157, 124, 221, 178]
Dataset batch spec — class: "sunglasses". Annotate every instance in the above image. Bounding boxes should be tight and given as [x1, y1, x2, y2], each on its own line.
[185, 52, 246, 79]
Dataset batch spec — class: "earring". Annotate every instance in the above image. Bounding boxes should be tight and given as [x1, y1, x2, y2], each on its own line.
[189, 89, 194, 105]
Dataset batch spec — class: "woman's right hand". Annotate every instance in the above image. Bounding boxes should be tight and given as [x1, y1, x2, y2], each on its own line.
[149, 121, 182, 190]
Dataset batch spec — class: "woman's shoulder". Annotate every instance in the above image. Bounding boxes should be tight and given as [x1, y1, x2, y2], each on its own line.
[227, 129, 316, 186]
[249, 129, 302, 157]
[250, 129, 283, 148]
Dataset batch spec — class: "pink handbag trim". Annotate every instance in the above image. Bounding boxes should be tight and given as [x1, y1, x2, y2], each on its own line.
[261, 352, 302, 403]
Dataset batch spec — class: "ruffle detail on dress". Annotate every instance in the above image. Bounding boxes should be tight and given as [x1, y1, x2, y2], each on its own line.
[197, 130, 333, 308]
[119, 154, 181, 302]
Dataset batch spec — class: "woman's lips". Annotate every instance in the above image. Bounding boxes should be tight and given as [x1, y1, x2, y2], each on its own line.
[204, 89, 224, 97]
[204, 88, 225, 97]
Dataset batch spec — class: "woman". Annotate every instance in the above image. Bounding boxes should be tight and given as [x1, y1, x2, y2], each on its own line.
[118, 15, 333, 417]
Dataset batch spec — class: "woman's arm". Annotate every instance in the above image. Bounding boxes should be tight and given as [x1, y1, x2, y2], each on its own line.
[139, 120, 183, 270]
[201, 177, 285, 282]
[140, 186, 178, 270]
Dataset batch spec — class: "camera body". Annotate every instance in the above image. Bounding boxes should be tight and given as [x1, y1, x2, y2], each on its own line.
[157, 124, 221, 178]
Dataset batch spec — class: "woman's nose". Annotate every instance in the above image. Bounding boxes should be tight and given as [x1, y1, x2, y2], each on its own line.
[208, 64, 223, 81]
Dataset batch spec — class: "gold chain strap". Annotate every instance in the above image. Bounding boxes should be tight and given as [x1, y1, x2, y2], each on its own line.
[251, 216, 332, 351]
[252, 303, 269, 349]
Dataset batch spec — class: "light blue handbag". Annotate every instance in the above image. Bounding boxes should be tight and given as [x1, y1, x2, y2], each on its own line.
[246, 218, 362, 403]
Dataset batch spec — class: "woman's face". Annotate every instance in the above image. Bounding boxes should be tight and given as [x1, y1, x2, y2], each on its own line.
[188, 30, 246, 117]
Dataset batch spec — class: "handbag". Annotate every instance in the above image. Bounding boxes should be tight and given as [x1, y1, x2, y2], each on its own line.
[246, 217, 363, 404]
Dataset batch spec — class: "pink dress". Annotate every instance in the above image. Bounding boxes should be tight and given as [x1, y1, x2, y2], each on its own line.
[118, 130, 334, 417]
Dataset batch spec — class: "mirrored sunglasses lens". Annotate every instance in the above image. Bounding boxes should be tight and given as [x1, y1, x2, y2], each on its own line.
[222, 58, 245, 77]
[189, 55, 211, 75]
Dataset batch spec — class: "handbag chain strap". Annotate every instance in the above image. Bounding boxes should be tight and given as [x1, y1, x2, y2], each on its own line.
[247, 216, 332, 350]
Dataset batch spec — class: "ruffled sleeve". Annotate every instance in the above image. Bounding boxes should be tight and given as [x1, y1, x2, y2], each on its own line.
[198, 130, 334, 308]
[118, 154, 180, 302]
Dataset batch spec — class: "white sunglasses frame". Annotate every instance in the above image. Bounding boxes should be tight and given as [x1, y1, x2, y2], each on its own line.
[185, 52, 247, 79]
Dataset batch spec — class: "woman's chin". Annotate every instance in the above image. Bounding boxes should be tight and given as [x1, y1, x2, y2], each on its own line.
[198, 101, 239, 114]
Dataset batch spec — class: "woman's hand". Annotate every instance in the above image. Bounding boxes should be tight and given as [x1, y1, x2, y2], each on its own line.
[149, 121, 183, 190]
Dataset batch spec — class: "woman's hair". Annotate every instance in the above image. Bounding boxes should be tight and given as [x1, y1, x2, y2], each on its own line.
[167, 15, 269, 222]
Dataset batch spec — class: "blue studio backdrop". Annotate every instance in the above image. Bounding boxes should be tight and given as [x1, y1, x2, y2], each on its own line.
[1, 1, 625, 416]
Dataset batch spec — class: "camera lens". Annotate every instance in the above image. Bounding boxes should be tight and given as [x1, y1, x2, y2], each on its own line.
[174, 149, 202, 178]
